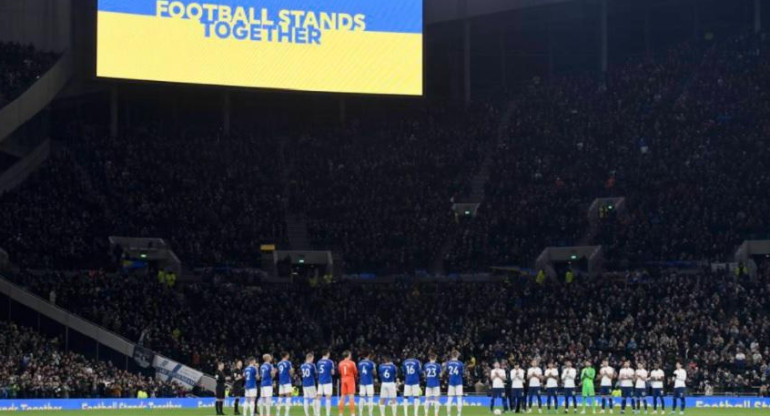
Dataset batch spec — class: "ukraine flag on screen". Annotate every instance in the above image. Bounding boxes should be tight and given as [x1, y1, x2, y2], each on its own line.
[97, 0, 423, 95]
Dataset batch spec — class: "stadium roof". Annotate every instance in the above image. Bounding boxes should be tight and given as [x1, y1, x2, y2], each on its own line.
[426, 0, 573, 24]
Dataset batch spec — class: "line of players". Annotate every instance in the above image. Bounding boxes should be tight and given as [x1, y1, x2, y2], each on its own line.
[231, 350, 464, 416]
[488, 359, 688, 415]
[225, 350, 688, 416]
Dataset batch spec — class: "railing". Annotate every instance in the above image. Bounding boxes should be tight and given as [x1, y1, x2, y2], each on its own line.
[0, 139, 50, 195]
[0, 50, 73, 144]
[0, 275, 216, 392]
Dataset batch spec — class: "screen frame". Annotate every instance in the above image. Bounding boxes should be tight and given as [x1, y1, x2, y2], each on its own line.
[93, 0, 426, 98]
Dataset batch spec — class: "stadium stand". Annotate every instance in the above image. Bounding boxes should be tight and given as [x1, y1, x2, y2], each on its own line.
[3, 34, 770, 275]
[7, 266, 770, 393]
[0, 322, 179, 399]
[2, 2, 770, 400]
[0, 42, 57, 107]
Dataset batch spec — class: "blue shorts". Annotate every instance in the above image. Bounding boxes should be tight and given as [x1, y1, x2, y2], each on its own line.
[635, 388, 647, 398]
[621, 387, 634, 398]
[528, 387, 541, 396]
[673, 387, 686, 398]
[511, 388, 525, 398]
[600, 386, 612, 396]
[546, 387, 558, 396]
[491, 388, 505, 398]
[563, 388, 575, 397]
[651, 388, 664, 397]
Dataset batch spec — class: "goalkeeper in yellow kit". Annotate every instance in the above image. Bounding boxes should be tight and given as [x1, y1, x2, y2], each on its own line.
[580, 360, 596, 414]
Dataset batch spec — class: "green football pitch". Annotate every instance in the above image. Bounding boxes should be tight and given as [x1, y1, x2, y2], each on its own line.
[14, 408, 767, 416]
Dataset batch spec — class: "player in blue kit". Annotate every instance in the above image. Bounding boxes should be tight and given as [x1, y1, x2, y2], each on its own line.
[260, 354, 277, 416]
[445, 350, 464, 416]
[402, 355, 422, 416]
[277, 352, 294, 416]
[244, 357, 259, 416]
[358, 351, 377, 416]
[379, 355, 399, 416]
[300, 353, 319, 416]
[317, 350, 335, 416]
[423, 353, 442, 416]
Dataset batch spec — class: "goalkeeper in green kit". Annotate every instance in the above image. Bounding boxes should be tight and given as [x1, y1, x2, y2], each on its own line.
[580, 360, 596, 414]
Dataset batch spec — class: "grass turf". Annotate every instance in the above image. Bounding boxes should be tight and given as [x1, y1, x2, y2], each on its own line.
[13, 407, 767, 416]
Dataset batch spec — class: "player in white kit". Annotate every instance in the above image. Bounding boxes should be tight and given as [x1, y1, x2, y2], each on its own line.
[599, 360, 615, 414]
[671, 363, 687, 415]
[562, 361, 578, 414]
[527, 360, 543, 413]
[634, 363, 648, 414]
[649, 365, 665, 414]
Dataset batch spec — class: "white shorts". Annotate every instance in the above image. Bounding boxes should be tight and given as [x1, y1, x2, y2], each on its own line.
[261, 386, 273, 397]
[425, 387, 440, 397]
[380, 382, 397, 399]
[303, 386, 317, 398]
[279, 384, 293, 395]
[404, 384, 420, 397]
[447, 385, 463, 396]
[359, 385, 375, 397]
[245, 388, 258, 398]
[319, 383, 333, 396]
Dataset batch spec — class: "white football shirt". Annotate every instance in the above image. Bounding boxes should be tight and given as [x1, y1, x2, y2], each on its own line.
[619, 368, 635, 387]
[544, 368, 559, 388]
[527, 367, 543, 387]
[600, 366, 615, 387]
[491, 368, 506, 388]
[635, 369, 648, 389]
[510, 369, 525, 389]
[562, 368, 577, 388]
[650, 369, 664, 389]
[674, 369, 687, 388]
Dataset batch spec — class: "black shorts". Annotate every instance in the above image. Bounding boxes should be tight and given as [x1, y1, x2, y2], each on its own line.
[216, 386, 226, 399]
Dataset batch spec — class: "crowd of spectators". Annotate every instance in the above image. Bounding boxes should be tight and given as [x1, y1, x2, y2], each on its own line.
[0, 42, 57, 107]
[0, 322, 179, 399]
[449, 33, 770, 271]
[288, 103, 498, 274]
[9, 265, 769, 394]
[1, 32, 770, 274]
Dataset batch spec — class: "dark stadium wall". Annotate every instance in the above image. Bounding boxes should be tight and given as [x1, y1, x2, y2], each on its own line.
[0, 0, 71, 53]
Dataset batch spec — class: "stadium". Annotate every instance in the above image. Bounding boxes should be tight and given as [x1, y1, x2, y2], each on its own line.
[0, 0, 769, 415]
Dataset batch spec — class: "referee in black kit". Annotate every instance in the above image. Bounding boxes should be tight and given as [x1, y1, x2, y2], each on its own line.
[232, 360, 245, 415]
[215, 362, 227, 415]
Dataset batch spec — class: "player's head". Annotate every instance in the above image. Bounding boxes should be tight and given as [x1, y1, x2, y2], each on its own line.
[305, 352, 314, 363]
[530, 359, 538, 367]
[565, 360, 572, 368]
[584, 360, 592, 367]
[236, 360, 243, 369]
[602, 359, 608, 367]
[248, 356, 257, 365]
[382, 354, 392, 363]
[637, 361, 645, 369]
[623, 361, 631, 368]
[450, 350, 460, 360]
[513, 362, 520, 369]
[428, 352, 437, 362]
[342, 350, 352, 359]
[675, 362, 683, 370]
[282, 351, 290, 360]
[322, 349, 331, 359]
[217, 362, 225, 370]
[263, 353, 272, 363]
[493, 361, 500, 369]
[547, 361, 555, 368]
